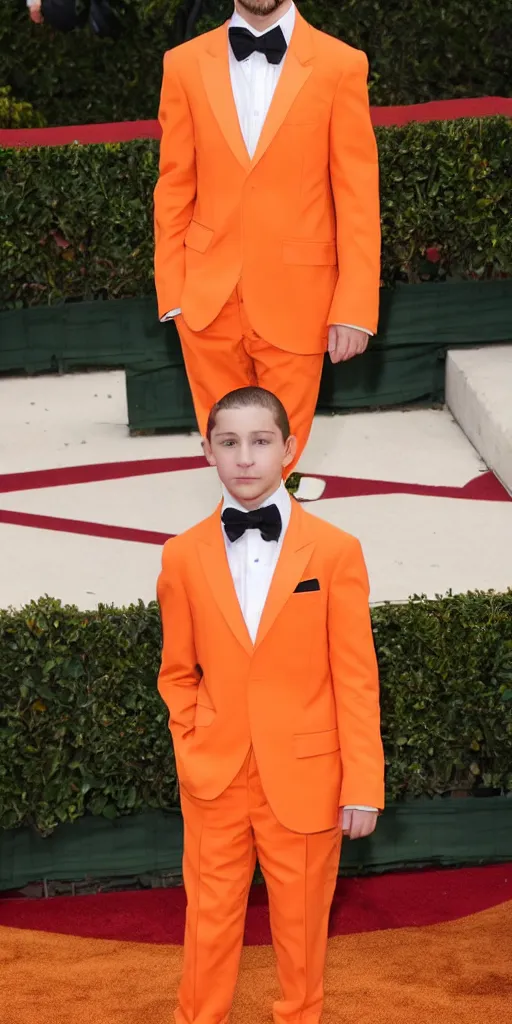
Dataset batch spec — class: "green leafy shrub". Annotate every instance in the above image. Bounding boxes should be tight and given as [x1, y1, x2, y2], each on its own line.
[0, 598, 173, 836]
[1, 592, 511, 836]
[0, 86, 46, 129]
[0, 1, 171, 127]
[1, 116, 511, 311]
[1, 0, 511, 126]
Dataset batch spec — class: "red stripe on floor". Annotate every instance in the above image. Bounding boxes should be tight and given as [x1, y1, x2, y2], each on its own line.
[317, 468, 511, 502]
[0, 458, 509, 503]
[0, 462, 508, 546]
[1, 865, 510, 945]
[0, 508, 172, 546]
[0, 456, 207, 494]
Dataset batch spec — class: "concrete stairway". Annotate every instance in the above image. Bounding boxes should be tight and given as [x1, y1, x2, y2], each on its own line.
[446, 346, 512, 495]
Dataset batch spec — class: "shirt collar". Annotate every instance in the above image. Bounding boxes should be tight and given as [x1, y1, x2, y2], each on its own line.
[221, 480, 291, 537]
[230, 1, 296, 43]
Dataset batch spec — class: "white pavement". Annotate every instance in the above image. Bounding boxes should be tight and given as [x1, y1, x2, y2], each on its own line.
[1, 371, 511, 610]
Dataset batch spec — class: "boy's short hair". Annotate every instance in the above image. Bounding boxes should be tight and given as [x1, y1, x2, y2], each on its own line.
[206, 387, 290, 442]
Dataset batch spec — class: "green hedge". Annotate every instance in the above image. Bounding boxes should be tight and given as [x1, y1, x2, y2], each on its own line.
[1, 592, 512, 836]
[1, 116, 511, 311]
[0, 86, 46, 129]
[1, 0, 511, 126]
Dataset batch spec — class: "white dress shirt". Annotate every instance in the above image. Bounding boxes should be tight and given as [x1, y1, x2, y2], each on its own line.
[221, 480, 376, 813]
[222, 480, 291, 643]
[161, 3, 372, 337]
[228, 1, 296, 160]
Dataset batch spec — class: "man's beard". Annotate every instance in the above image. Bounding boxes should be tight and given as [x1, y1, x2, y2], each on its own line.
[237, 0, 287, 18]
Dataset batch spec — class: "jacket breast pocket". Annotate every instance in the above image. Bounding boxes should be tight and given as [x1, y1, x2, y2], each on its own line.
[185, 220, 214, 253]
[294, 578, 320, 594]
[283, 241, 337, 266]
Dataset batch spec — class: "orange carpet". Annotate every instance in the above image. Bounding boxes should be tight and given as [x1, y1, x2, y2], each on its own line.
[1, 867, 511, 1024]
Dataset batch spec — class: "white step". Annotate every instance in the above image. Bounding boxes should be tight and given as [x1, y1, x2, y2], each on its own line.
[446, 346, 512, 495]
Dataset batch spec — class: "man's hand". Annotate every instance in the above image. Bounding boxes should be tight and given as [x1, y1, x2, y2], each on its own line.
[28, 0, 44, 21]
[328, 326, 369, 364]
[339, 807, 378, 839]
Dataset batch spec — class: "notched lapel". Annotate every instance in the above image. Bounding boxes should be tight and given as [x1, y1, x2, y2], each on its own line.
[198, 517, 253, 657]
[251, 14, 314, 170]
[255, 502, 316, 649]
[251, 55, 312, 169]
[200, 25, 251, 170]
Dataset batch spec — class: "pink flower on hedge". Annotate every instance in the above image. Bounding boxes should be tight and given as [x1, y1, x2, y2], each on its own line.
[426, 246, 441, 264]
[51, 229, 70, 250]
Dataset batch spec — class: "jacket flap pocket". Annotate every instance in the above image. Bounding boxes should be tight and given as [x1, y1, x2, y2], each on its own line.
[185, 220, 214, 253]
[294, 728, 340, 758]
[283, 241, 337, 266]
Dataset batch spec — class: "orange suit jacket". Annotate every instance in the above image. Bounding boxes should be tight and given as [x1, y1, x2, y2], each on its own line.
[154, 12, 381, 353]
[157, 499, 385, 834]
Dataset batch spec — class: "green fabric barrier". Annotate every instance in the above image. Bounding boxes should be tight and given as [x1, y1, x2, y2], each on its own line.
[127, 280, 512, 428]
[1, 281, 511, 430]
[0, 297, 174, 376]
[1, 798, 511, 891]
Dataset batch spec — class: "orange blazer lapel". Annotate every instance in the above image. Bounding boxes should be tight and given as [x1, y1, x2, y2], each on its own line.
[197, 508, 253, 656]
[199, 23, 251, 171]
[251, 12, 314, 170]
[255, 500, 315, 649]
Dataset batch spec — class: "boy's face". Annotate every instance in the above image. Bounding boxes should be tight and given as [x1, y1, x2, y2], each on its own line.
[204, 405, 296, 509]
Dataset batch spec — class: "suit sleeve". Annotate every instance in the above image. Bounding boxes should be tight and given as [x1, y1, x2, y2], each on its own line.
[328, 537, 385, 809]
[154, 50, 197, 318]
[157, 543, 200, 745]
[328, 50, 381, 334]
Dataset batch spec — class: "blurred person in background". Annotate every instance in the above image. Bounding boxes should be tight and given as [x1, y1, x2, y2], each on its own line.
[26, 0, 121, 37]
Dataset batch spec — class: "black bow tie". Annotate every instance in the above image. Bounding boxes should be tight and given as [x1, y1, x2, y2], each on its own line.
[222, 503, 282, 543]
[229, 25, 287, 65]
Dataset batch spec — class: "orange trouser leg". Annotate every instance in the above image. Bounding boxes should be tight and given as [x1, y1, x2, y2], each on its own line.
[245, 333, 324, 474]
[177, 751, 341, 1024]
[176, 292, 324, 473]
[247, 753, 341, 1024]
[176, 760, 257, 1024]
[176, 293, 255, 441]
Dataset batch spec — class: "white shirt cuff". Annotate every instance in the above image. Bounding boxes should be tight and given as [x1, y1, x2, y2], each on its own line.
[332, 324, 373, 336]
[343, 805, 378, 812]
[160, 308, 181, 322]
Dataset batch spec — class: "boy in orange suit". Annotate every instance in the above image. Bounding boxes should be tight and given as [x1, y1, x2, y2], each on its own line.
[157, 386, 384, 1024]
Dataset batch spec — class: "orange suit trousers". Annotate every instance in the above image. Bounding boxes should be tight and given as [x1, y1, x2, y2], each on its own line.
[176, 287, 325, 473]
[177, 750, 342, 1024]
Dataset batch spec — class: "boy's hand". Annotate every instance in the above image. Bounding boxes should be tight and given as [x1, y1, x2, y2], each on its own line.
[339, 807, 378, 839]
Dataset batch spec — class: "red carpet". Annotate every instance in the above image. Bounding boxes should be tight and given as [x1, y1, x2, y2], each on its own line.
[1, 97, 511, 148]
[1, 865, 511, 1024]
[1, 864, 510, 945]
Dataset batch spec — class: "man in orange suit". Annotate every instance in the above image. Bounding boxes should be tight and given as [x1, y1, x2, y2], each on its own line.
[157, 386, 384, 1024]
[154, 0, 380, 471]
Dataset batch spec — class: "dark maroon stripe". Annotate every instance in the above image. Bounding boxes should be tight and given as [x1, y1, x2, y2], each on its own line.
[316, 469, 511, 503]
[0, 456, 207, 494]
[0, 459, 510, 504]
[0, 462, 509, 549]
[0, 508, 173, 546]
